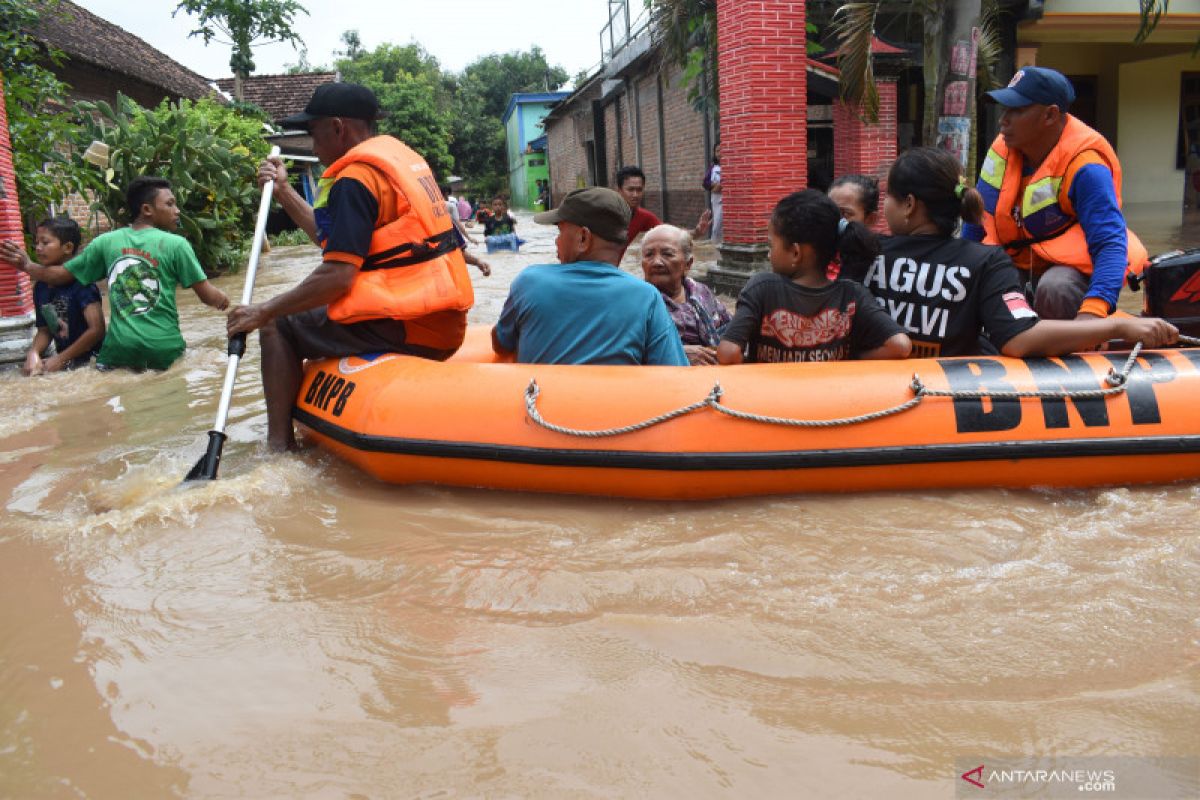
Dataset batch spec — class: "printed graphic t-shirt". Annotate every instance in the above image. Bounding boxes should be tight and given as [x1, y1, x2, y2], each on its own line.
[67, 226, 207, 370]
[33, 279, 102, 367]
[722, 273, 904, 363]
[856, 236, 1039, 358]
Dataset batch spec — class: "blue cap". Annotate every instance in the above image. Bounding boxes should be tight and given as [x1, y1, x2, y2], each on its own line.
[986, 67, 1075, 111]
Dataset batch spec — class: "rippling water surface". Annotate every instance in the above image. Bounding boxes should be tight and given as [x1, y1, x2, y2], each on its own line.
[1, 213, 1197, 798]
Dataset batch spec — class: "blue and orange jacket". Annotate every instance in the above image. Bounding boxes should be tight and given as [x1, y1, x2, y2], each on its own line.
[978, 115, 1147, 317]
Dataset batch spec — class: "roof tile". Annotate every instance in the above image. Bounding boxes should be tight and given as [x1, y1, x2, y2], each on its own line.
[28, 0, 215, 100]
[215, 72, 338, 122]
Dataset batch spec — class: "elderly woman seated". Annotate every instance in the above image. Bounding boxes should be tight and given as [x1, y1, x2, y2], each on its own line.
[640, 224, 731, 365]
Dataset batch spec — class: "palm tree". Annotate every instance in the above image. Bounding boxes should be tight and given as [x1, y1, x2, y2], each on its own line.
[1135, 0, 1199, 49]
[646, 0, 823, 115]
[833, 0, 1002, 178]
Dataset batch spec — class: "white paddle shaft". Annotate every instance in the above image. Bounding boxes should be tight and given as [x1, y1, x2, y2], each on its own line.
[211, 145, 281, 435]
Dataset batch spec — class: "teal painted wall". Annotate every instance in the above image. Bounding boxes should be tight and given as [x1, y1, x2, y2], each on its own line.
[505, 99, 560, 209]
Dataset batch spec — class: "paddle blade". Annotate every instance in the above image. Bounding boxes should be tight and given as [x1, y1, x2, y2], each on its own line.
[184, 430, 227, 482]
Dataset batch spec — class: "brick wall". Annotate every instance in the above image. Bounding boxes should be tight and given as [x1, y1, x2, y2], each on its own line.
[545, 81, 602, 204]
[605, 100, 621, 182]
[635, 73, 663, 217]
[715, 0, 808, 245]
[60, 62, 188, 110]
[656, 63, 709, 229]
[833, 75, 898, 231]
[543, 61, 711, 231]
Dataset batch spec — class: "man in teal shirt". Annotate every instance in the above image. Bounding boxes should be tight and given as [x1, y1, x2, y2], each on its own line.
[492, 187, 688, 366]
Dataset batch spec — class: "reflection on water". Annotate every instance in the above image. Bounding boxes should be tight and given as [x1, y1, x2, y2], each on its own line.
[1, 212, 1197, 798]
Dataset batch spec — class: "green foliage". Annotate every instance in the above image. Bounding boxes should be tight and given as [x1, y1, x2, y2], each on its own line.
[226, 99, 269, 120]
[270, 227, 315, 246]
[73, 95, 271, 273]
[173, 0, 307, 80]
[647, 0, 717, 114]
[336, 41, 455, 178]
[284, 47, 327, 74]
[0, 0, 95, 221]
[833, 2, 881, 120]
[1135, 0, 1200, 51]
[336, 30, 364, 61]
[449, 48, 568, 196]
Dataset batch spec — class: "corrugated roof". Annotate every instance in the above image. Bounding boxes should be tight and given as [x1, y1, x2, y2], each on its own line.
[27, 0, 215, 100]
[215, 72, 338, 123]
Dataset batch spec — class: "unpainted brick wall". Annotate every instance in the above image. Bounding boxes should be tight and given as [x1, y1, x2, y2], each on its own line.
[544, 62, 712, 231]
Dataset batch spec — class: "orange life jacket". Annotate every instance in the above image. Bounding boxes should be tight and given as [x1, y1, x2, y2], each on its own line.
[978, 115, 1148, 278]
[320, 136, 474, 323]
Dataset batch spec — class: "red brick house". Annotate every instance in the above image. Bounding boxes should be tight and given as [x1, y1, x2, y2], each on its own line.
[27, 0, 214, 108]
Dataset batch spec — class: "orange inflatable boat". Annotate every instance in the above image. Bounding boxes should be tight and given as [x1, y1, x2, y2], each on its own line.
[292, 326, 1200, 499]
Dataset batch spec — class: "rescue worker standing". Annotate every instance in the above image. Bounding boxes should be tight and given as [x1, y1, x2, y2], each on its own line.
[228, 83, 473, 451]
[967, 67, 1148, 320]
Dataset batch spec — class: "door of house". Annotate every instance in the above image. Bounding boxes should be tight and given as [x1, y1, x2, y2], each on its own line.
[1181, 72, 1200, 210]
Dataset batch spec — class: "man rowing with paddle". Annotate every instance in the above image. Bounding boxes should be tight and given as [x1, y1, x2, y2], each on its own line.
[227, 82, 473, 452]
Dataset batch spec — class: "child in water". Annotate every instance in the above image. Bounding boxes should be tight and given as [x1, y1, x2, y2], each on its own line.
[717, 190, 911, 364]
[2, 176, 229, 371]
[480, 195, 522, 253]
[0, 217, 104, 375]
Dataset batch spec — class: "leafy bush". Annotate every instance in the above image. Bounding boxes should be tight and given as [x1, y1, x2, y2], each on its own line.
[1, 0, 95, 220]
[270, 228, 315, 247]
[73, 94, 270, 273]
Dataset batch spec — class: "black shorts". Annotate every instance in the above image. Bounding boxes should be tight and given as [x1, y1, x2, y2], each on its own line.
[274, 306, 457, 361]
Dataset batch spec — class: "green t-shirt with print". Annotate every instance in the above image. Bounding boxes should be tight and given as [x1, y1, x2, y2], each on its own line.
[66, 226, 207, 370]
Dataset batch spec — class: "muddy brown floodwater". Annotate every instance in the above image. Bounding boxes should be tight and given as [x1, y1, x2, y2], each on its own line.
[1, 212, 1197, 798]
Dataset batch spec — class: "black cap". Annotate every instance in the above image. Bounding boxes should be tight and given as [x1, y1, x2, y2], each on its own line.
[987, 67, 1075, 112]
[278, 82, 382, 129]
[532, 187, 631, 244]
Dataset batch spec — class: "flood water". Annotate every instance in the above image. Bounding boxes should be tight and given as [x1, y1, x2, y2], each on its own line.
[1, 212, 1197, 798]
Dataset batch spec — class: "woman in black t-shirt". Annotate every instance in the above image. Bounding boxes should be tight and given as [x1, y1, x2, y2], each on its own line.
[861, 148, 1177, 357]
[718, 190, 910, 364]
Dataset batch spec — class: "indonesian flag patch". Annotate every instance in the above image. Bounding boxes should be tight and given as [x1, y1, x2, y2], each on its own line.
[1003, 291, 1037, 319]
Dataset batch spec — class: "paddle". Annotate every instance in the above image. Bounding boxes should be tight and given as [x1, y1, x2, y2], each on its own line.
[185, 145, 281, 482]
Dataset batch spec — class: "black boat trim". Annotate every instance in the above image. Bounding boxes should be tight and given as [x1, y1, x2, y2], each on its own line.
[293, 409, 1200, 471]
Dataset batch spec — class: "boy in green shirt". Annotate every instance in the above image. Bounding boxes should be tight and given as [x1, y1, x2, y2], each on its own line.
[3, 176, 228, 370]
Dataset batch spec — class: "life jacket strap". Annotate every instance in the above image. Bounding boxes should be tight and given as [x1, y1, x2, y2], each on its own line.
[1003, 220, 1080, 251]
[362, 229, 459, 272]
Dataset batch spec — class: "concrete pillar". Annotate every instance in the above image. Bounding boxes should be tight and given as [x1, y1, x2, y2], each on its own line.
[0, 70, 36, 364]
[707, 0, 808, 296]
[833, 75, 898, 233]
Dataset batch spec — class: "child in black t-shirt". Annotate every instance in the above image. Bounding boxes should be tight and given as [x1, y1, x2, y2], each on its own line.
[481, 196, 516, 236]
[717, 190, 910, 364]
[9, 217, 105, 375]
[866, 147, 1176, 357]
[480, 195, 521, 253]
